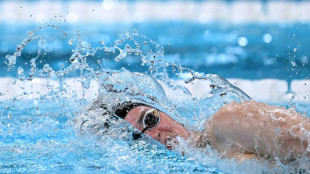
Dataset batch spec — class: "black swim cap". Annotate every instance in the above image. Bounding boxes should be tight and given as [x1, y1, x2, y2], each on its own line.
[114, 102, 146, 119]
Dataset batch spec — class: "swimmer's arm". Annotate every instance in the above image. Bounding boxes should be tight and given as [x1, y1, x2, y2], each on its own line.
[232, 152, 257, 163]
[207, 101, 310, 163]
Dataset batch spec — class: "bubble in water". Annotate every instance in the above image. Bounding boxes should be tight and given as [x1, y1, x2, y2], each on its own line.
[294, 48, 297, 52]
[238, 37, 248, 47]
[263, 34, 272, 43]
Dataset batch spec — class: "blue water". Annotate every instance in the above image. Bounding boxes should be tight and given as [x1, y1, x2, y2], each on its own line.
[1, 22, 310, 80]
[0, 22, 310, 174]
[0, 100, 221, 174]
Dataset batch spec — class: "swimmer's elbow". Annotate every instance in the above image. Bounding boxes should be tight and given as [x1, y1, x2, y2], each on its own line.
[277, 132, 310, 163]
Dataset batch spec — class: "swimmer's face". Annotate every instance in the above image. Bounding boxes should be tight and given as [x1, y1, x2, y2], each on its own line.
[124, 106, 190, 149]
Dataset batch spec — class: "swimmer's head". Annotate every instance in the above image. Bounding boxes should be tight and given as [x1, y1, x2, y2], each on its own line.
[76, 70, 190, 149]
[114, 102, 190, 150]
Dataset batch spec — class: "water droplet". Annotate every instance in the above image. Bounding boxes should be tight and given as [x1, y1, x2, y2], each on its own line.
[115, 47, 126, 61]
[17, 67, 24, 75]
[263, 34, 272, 43]
[6, 55, 16, 66]
[82, 79, 91, 89]
[43, 64, 51, 72]
[7, 113, 12, 119]
[68, 38, 74, 46]
[237, 37, 248, 47]
[8, 131, 12, 136]
[27, 119, 33, 125]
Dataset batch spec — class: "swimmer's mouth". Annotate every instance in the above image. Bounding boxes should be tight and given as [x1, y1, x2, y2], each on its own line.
[165, 137, 177, 150]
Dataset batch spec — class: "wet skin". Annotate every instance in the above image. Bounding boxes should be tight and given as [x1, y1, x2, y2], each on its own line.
[124, 101, 310, 163]
[124, 106, 190, 149]
[207, 101, 310, 163]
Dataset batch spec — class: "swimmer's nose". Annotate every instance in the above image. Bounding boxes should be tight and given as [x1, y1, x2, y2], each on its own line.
[146, 112, 190, 141]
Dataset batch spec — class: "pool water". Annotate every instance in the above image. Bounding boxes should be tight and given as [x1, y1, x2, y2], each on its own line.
[0, 22, 310, 174]
[0, 101, 208, 174]
[1, 22, 310, 80]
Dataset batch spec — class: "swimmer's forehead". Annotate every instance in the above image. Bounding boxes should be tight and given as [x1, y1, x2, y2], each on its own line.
[114, 102, 174, 121]
[126, 106, 158, 118]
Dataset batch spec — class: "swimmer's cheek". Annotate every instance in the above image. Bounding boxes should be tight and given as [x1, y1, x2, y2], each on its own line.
[143, 129, 160, 141]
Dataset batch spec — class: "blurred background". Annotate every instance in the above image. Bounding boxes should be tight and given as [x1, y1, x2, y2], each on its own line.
[0, 0, 309, 103]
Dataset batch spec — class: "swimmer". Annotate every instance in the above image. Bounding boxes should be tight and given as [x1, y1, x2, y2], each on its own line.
[77, 71, 310, 164]
[114, 101, 310, 164]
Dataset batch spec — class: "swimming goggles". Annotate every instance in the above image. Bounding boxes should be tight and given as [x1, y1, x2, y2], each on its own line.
[114, 102, 161, 140]
[132, 108, 161, 140]
[141, 109, 161, 133]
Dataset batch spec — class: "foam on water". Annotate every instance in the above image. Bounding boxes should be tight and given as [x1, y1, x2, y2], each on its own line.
[0, 25, 309, 173]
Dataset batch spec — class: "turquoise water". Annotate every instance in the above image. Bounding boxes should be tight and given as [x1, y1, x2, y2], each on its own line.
[0, 101, 211, 173]
[0, 23, 309, 173]
[1, 23, 310, 79]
